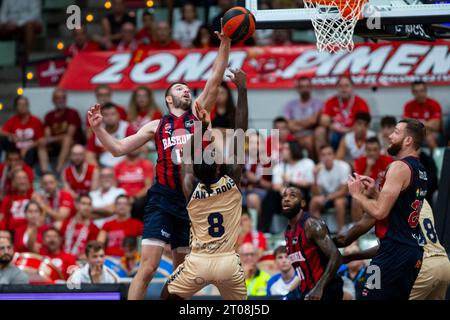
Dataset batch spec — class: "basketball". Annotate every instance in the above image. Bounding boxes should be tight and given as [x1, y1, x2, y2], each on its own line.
[222, 6, 256, 42]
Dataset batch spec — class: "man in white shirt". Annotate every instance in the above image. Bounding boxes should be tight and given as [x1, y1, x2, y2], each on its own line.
[310, 145, 351, 232]
[267, 246, 299, 297]
[68, 241, 118, 285]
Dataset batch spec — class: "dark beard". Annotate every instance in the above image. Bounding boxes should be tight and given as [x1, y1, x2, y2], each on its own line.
[387, 140, 403, 156]
[282, 203, 302, 219]
[0, 255, 12, 265]
[173, 96, 191, 110]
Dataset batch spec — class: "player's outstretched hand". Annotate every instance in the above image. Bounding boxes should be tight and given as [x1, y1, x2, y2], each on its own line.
[227, 68, 247, 89]
[87, 104, 103, 129]
[347, 173, 364, 197]
[195, 101, 211, 128]
[214, 18, 231, 42]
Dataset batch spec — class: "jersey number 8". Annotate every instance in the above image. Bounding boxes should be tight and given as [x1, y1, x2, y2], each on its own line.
[208, 212, 225, 238]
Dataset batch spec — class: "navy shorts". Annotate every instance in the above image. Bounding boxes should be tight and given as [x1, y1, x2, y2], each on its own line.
[360, 239, 423, 300]
[142, 183, 190, 250]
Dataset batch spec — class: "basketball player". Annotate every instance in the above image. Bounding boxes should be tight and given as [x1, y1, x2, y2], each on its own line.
[87, 27, 231, 300]
[336, 189, 450, 300]
[347, 119, 428, 300]
[282, 186, 343, 300]
[160, 69, 248, 300]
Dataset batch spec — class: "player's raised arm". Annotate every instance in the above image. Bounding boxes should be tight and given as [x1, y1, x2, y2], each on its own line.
[194, 21, 231, 114]
[348, 160, 411, 220]
[304, 218, 342, 300]
[87, 104, 157, 157]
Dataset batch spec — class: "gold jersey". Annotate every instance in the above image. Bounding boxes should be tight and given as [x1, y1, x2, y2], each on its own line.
[420, 199, 447, 259]
[187, 175, 242, 255]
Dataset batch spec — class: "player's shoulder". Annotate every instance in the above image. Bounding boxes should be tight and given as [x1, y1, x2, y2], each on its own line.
[304, 215, 328, 238]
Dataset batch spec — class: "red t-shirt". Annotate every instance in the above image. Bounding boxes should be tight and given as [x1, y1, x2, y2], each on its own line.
[39, 248, 77, 280]
[1, 191, 32, 230]
[136, 28, 153, 44]
[65, 41, 100, 58]
[114, 159, 154, 197]
[64, 163, 96, 195]
[242, 231, 267, 251]
[130, 110, 163, 131]
[354, 155, 393, 188]
[322, 95, 370, 128]
[46, 190, 76, 221]
[14, 224, 50, 253]
[403, 98, 442, 121]
[61, 218, 99, 257]
[101, 218, 143, 256]
[0, 163, 34, 196]
[148, 40, 181, 50]
[44, 107, 84, 144]
[2, 114, 44, 150]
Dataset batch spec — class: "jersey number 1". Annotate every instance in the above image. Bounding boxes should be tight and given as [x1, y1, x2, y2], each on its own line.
[208, 212, 225, 238]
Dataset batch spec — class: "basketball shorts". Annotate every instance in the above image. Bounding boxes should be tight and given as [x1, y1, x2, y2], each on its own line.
[361, 239, 423, 300]
[142, 183, 190, 249]
[167, 252, 247, 300]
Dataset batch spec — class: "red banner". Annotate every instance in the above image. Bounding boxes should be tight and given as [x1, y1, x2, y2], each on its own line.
[59, 41, 450, 91]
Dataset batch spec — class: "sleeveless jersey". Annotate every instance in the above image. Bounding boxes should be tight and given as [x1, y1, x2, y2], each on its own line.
[64, 163, 96, 195]
[187, 175, 242, 255]
[375, 156, 427, 248]
[154, 110, 197, 192]
[285, 212, 329, 294]
[419, 199, 447, 259]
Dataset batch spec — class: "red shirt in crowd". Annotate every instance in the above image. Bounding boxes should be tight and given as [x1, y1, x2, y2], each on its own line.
[130, 110, 163, 131]
[148, 40, 181, 50]
[44, 107, 84, 144]
[46, 190, 76, 221]
[60, 218, 99, 257]
[39, 247, 77, 280]
[65, 41, 100, 58]
[0, 163, 34, 196]
[64, 163, 96, 195]
[0, 191, 32, 230]
[242, 231, 267, 251]
[14, 224, 50, 253]
[322, 95, 370, 129]
[2, 114, 44, 150]
[403, 98, 442, 122]
[114, 158, 154, 197]
[101, 218, 143, 257]
[354, 155, 393, 188]
[136, 28, 153, 44]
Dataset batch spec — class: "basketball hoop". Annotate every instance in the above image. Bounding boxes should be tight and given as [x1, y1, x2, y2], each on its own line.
[303, 0, 368, 53]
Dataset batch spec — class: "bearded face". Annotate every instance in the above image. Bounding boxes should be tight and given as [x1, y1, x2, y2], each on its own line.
[387, 138, 404, 156]
[168, 84, 192, 111]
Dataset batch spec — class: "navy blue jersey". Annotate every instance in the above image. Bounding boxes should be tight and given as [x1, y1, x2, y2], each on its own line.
[375, 156, 427, 248]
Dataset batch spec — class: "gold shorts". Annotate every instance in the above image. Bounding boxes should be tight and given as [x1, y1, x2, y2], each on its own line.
[410, 255, 450, 300]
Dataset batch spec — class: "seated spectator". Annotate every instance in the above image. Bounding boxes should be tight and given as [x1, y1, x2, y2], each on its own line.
[39, 227, 77, 280]
[310, 145, 351, 232]
[237, 210, 267, 259]
[336, 112, 376, 166]
[0, 230, 12, 242]
[316, 76, 370, 150]
[90, 167, 126, 224]
[0, 0, 42, 58]
[1, 169, 33, 230]
[136, 10, 156, 45]
[267, 246, 299, 297]
[266, 117, 294, 165]
[271, 29, 292, 46]
[192, 24, 219, 49]
[97, 195, 143, 257]
[284, 76, 323, 160]
[114, 22, 138, 52]
[403, 80, 442, 150]
[338, 241, 367, 300]
[32, 172, 76, 225]
[128, 86, 162, 131]
[120, 236, 140, 277]
[100, 0, 135, 49]
[63, 144, 99, 198]
[65, 26, 100, 60]
[173, 1, 202, 48]
[211, 82, 235, 129]
[272, 141, 315, 196]
[0, 95, 48, 172]
[239, 242, 270, 296]
[114, 148, 153, 220]
[148, 21, 181, 50]
[0, 148, 34, 199]
[68, 241, 118, 284]
[44, 88, 84, 173]
[0, 235, 29, 284]
[87, 103, 135, 167]
[211, 0, 233, 32]
[378, 116, 396, 153]
[13, 200, 49, 253]
[59, 195, 99, 259]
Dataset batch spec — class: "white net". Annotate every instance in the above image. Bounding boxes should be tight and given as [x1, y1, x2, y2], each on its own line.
[303, 0, 368, 53]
